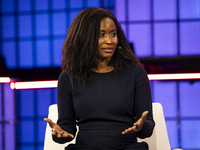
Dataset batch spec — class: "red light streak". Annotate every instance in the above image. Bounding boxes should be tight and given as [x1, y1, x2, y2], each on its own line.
[0, 77, 11, 83]
[148, 73, 200, 80]
[9, 73, 200, 89]
[10, 80, 58, 89]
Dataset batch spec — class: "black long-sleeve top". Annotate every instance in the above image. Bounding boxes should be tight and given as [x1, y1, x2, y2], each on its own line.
[53, 64, 155, 149]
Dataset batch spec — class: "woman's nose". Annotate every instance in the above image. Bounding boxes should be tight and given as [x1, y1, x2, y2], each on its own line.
[105, 36, 113, 44]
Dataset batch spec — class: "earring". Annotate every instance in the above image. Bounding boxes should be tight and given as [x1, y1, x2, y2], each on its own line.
[118, 46, 122, 49]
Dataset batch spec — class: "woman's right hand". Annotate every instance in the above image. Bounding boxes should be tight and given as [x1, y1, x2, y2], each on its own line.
[44, 118, 74, 138]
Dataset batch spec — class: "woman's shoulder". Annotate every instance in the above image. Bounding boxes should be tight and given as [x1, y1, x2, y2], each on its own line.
[58, 70, 72, 87]
[58, 70, 69, 80]
[124, 63, 147, 75]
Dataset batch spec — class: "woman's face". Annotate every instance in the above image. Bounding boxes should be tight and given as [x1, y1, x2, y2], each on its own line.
[97, 17, 118, 60]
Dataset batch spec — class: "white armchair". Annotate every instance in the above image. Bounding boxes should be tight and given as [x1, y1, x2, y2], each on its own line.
[44, 103, 182, 150]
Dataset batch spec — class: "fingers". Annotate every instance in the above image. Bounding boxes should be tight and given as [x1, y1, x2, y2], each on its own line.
[122, 128, 135, 134]
[122, 123, 142, 135]
[44, 118, 74, 138]
[64, 132, 74, 138]
[133, 122, 142, 129]
[122, 126, 137, 134]
[52, 129, 74, 138]
[51, 127, 67, 138]
[54, 130, 63, 138]
[52, 128, 58, 136]
[44, 118, 55, 128]
[141, 111, 148, 121]
[44, 118, 52, 123]
[58, 131, 74, 138]
[122, 111, 149, 135]
[122, 129, 130, 134]
[139, 111, 148, 126]
[134, 111, 148, 129]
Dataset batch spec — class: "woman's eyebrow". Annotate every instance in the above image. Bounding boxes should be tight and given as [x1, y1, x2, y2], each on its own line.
[100, 29, 117, 33]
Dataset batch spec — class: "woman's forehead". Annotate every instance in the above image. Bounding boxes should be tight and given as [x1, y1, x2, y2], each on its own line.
[100, 18, 116, 30]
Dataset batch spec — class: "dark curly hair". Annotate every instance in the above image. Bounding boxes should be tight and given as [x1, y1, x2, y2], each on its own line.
[62, 7, 139, 85]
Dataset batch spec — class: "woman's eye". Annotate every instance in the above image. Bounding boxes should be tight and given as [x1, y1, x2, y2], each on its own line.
[100, 33, 105, 37]
[111, 33, 117, 37]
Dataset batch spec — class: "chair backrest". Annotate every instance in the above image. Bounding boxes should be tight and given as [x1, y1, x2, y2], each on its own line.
[43, 104, 76, 150]
[138, 103, 171, 150]
[44, 103, 171, 150]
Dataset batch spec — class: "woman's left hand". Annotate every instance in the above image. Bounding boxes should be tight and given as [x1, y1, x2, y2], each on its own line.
[122, 111, 148, 134]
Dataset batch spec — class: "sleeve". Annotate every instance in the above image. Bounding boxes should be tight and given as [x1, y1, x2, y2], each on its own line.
[52, 70, 77, 144]
[133, 64, 155, 139]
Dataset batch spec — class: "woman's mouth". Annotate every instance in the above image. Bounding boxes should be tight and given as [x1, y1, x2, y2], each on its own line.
[101, 48, 114, 52]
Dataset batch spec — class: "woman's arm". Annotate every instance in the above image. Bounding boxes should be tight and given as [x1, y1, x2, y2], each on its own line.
[52, 70, 77, 143]
[122, 64, 155, 138]
[134, 64, 155, 138]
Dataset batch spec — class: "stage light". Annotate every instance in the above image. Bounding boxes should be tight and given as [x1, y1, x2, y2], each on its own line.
[0, 77, 11, 83]
[10, 73, 200, 89]
[10, 80, 58, 89]
[148, 73, 200, 80]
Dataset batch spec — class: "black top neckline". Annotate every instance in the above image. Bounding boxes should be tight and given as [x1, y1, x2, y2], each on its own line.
[91, 69, 114, 74]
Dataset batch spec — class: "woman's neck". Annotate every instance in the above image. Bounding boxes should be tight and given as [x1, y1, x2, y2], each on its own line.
[92, 58, 114, 73]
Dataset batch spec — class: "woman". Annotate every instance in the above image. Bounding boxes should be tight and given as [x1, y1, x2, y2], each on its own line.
[44, 7, 155, 150]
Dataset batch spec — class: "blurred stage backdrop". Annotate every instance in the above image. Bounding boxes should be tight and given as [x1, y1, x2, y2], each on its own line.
[0, 0, 200, 150]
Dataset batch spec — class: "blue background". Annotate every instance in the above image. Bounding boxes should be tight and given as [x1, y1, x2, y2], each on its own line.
[0, 0, 200, 149]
